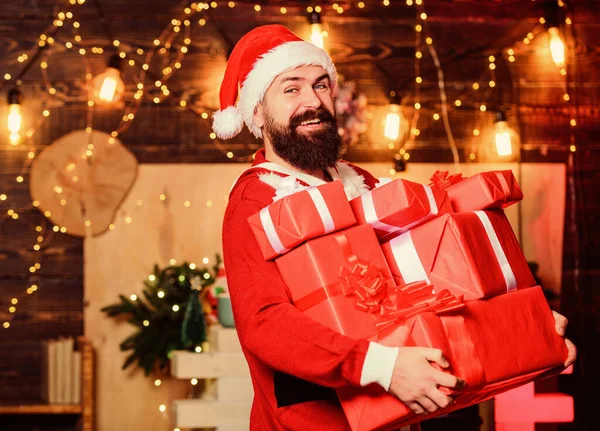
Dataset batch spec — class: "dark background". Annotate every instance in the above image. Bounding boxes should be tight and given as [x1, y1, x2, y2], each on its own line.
[0, 0, 598, 429]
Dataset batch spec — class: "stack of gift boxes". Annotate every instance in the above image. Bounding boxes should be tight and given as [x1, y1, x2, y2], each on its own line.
[248, 170, 568, 431]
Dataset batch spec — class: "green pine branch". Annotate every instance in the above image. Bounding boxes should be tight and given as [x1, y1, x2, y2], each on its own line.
[100, 254, 222, 376]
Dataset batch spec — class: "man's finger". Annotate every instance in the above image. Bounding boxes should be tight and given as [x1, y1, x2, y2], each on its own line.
[431, 368, 465, 389]
[421, 348, 450, 368]
[564, 338, 577, 367]
[427, 388, 454, 410]
[552, 310, 568, 336]
[417, 395, 439, 413]
[406, 402, 425, 415]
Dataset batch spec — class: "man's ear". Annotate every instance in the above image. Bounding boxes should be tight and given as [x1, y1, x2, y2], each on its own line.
[253, 103, 265, 129]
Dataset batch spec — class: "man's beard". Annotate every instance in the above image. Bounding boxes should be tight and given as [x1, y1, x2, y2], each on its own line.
[263, 106, 343, 172]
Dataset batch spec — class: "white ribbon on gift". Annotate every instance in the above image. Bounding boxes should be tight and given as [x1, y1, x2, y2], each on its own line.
[473, 210, 517, 292]
[259, 185, 336, 256]
[361, 179, 439, 236]
[388, 210, 517, 292]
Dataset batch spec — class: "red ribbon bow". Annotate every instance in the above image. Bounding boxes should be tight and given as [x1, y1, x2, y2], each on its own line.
[293, 233, 464, 334]
[338, 259, 389, 314]
[429, 170, 464, 190]
[375, 281, 465, 332]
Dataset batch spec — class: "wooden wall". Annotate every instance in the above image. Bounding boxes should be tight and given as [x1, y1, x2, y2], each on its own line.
[1, 0, 599, 429]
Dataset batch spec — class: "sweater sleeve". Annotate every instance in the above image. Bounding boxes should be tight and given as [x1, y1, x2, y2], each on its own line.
[222, 181, 397, 389]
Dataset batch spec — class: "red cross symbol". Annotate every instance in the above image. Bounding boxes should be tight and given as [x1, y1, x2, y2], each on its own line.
[494, 366, 574, 430]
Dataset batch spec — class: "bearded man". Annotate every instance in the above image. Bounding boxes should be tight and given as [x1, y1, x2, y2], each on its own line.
[216, 25, 576, 431]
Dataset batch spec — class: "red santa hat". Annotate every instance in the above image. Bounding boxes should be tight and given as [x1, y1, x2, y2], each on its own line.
[212, 24, 337, 140]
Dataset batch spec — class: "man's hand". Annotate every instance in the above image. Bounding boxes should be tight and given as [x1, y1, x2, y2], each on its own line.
[552, 310, 577, 367]
[388, 347, 464, 415]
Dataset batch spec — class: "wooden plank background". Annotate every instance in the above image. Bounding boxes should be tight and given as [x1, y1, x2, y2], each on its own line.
[0, 0, 598, 429]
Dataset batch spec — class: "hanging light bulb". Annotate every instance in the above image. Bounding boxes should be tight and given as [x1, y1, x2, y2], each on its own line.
[7, 88, 23, 146]
[547, 27, 566, 68]
[308, 11, 325, 49]
[493, 110, 520, 157]
[384, 107, 401, 141]
[368, 102, 408, 147]
[92, 54, 125, 104]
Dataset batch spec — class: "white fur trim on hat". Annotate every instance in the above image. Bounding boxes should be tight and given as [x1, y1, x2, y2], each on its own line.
[239, 41, 337, 139]
[212, 106, 244, 139]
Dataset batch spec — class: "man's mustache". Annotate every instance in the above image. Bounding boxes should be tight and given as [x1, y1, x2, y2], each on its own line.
[289, 108, 336, 129]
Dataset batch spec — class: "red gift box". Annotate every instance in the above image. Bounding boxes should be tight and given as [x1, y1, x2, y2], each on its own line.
[275, 224, 396, 340]
[430, 170, 523, 212]
[350, 178, 452, 241]
[381, 210, 536, 301]
[248, 180, 356, 260]
[337, 286, 568, 431]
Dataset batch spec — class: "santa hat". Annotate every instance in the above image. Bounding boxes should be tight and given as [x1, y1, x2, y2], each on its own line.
[212, 24, 337, 140]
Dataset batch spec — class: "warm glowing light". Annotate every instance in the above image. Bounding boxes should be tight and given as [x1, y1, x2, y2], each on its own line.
[384, 112, 401, 141]
[495, 130, 512, 156]
[93, 58, 124, 104]
[310, 23, 324, 49]
[548, 27, 566, 68]
[493, 114, 520, 158]
[7, 104, 22, 145]
[7, 88, 23, 145]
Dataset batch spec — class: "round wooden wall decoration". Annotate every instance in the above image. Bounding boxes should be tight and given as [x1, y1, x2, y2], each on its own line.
[29, 130, 138, 237]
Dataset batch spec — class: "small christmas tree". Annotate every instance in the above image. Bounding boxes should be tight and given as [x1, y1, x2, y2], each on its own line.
[181, 276, 207, 349]
[101, 255, 221, 375]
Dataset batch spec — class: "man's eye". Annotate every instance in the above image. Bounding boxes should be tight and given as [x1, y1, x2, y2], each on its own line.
[284, 88, 298, 93]
[314, 83, 328, 90]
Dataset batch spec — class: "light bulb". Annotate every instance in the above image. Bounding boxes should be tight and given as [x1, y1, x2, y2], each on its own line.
[548, 27, 566, 68]
[7, 88, 23, 145]
[368, 103, 407, 147]
[92, 55, 125, 104]
[310, 23, 324, 49]
[494, 127, 513, 157]
[309, 12, 325, 49]
[8, 105, 21, 134]
[493, 111, 520, 158]
[384, 111, 401, 141]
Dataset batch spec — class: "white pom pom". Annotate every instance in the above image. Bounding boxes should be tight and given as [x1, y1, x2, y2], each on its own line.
[212, 106, 244, 139]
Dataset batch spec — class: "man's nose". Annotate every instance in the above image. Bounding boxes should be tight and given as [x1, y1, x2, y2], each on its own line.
[302, 88, 322, 109]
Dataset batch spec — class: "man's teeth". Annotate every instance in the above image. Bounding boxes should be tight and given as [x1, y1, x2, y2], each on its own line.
[301, 119, 321, 125]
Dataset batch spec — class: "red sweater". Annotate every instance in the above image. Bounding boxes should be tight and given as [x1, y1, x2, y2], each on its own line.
[222, 149, 381, 430]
